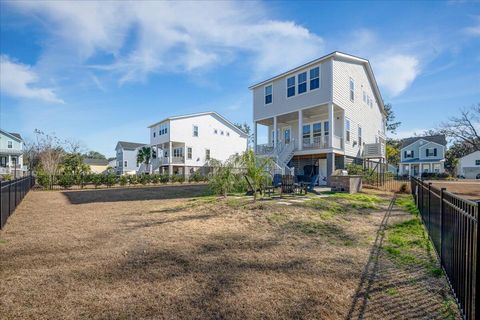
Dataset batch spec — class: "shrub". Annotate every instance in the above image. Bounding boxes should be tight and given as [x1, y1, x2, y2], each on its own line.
[119, 175, 128, 186]
[150, 174, 160, 184]
[160, 174, 169, 184]
[346, 163, 364, 175]
[103, 173, 117, 187]
[208, 158, 238, 197]
[137, 174, 150, 185]
[399, 183, 408, 193]
[171, 174, 185, 183]
[188, 171, 204, 182]
[90, 174, 103, 188]
[36, 171, 51, 189]
[128, 174, 138, 185]
[57, 173, 75, 189]
[1, 174, 13, 181]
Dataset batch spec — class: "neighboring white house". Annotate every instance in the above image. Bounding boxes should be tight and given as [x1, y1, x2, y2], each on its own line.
[456, 150, 480, 179]
[0, 129, 28, 178]
[250, 51, 387, 184]
[398, 135, 447, 177]
[115, 141, 146, 175]
[147, 111, 248, 176]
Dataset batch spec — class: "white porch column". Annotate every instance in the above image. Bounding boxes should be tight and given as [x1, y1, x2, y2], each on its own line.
[169, 141, 173, 164]
[8, 155, 11, 167]
[328, 102, 334, 148]
[298, 110, 303, 151]
[254, 121, 258, 152]
[273, 116, 278, 149]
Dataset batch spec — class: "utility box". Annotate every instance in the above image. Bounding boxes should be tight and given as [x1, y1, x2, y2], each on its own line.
[328, 175, 362, 193]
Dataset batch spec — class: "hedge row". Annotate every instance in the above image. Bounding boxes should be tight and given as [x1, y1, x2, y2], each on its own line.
[37, 172, 208, 189]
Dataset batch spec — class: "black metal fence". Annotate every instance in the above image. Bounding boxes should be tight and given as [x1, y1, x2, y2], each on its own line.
[0, 175, 35, 229]
[411, 177, 478, 320]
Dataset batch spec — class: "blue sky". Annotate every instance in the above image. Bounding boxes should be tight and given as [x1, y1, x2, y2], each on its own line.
[1, 1, 479, 157]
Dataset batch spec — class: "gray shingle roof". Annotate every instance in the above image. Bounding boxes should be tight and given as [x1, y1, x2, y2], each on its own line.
[401, 135, 447, 148]
[83, 158, 109, 166]
[9, 132, 22, 140]
[117, 141, 146, 150]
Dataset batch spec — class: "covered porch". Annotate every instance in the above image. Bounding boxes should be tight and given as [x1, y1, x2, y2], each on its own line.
[400, 160, 444, 177]
[254, 103, 345, 155]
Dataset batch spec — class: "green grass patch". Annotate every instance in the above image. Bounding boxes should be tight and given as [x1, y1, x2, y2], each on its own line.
[386, 288, 398, 296]
[429, 266, 443, 278]
[441, 299, 458, 320]
[0, 239, 7, 245]
[267, 212, 288, 224]
[395, 195, 419, 216]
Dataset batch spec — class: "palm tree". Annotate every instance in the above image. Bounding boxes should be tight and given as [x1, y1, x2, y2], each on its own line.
[241, 149, 272, 201]
[137, 147, 156, 174]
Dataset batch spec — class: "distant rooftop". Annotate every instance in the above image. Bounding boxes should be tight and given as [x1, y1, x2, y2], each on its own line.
[117, 141, 146, 150]
[401, 135, 447, 148]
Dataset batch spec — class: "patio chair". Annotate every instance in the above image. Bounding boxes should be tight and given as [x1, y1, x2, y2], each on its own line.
[281, 175, 294, 194]
[244, 175, 263, 196]
[306, 175, 319, 192]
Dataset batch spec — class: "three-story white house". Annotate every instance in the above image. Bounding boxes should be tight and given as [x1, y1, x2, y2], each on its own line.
[0, 129, 27, 178]
[250, 51, 386, 183]
[148, 111, 248, 176]
[398, 135, 447, 176]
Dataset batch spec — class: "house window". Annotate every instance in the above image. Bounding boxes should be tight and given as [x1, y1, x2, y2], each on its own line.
[265, 85, 273, 104]
[221, 130, 224, 135]
[205, 149, 210, 160]
[313, 123, 321, 143]
[404, 150, 414, 158]
[187, 147, 192, 160]
[226, 132, 230, 137]
[7, 141, 12, 148]
[124, 160, 128, 167]
[475, 160, 480, 166]
[287, 76, 295, 97]
[324, 121, 329, 145]
[298, 72, 307, 94]
[302, 124, 311, 144]
[193, 125, 199, 137]
[310, 67, 320, 90]
[426, 148, 437, 157]
[358, 126, 362, 145]
[214, 129, 218, 134]
[345, 119, 351, 143]
[349, 78, 355, 101]
[433, 163, 441, 173]
[153, 132, 156, 138]
[363, 91, 366, 103]
[173, 148, 183, 158]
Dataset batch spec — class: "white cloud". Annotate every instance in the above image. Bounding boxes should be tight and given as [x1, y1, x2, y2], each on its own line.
[0, 55, 64, 103]
[374, 54, 420, 97]
[9, 1, 324, 83]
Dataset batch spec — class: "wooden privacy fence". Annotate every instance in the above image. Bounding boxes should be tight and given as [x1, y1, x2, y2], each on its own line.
[0, 175, 35, 229]
[411, 177, 478, 320]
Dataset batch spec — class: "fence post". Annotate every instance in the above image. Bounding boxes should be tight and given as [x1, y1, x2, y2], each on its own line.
[428, 182, 432, 231]
[440, 187, 446, 264]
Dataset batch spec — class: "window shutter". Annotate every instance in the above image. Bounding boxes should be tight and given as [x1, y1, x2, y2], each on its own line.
[404, 151, 407, 158]
[434, 148, 437, 156]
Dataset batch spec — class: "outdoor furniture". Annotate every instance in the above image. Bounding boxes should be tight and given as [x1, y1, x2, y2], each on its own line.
[301, 174, 319, 192]
[281, 175, 294, 194]
[244, 176, 262, 196]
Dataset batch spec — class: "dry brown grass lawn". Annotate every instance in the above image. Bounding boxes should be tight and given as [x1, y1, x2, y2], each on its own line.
[0, 185, 459, 319]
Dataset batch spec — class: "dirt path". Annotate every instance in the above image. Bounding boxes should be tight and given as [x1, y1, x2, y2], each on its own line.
[0, 187, 459, 319]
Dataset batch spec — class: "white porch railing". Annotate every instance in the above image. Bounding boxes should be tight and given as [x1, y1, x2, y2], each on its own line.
[256, 144, 274, 155]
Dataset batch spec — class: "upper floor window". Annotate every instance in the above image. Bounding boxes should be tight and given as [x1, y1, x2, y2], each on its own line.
[287, 76, 295, 97]
[193, 125, 199, 137]
[313, 122, 321, 143]
[221, 130, 224, 135]
[345, 119, 351, 143]
[205, 149, 210, 160]
[226, 132, 230, 137]
[404, 150, 414, 158]
[298, 72, 307, 94]
[187, 147, 192, 160]
[358, 126, 362, 145]
[264, 85, 273, 104]
[159, 123, 168, 135]
[363, 91, 366, 103]
[7, 141, 12, 148]
[153, 132, 156, 138]
[173, 148, 183, 158]
[349, 78, 355, 101]
[324, 121, 329, 136]
[124, 160, 128, 167]
[475, 160, 480, 166]
[426, 148, 437, 157]
[310, 67, 320, 90]
[214, 129, 218, 134]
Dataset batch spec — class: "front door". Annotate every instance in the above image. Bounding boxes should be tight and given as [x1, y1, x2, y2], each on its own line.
[318, 159, 327, 186]
[282, 127, 291, 144]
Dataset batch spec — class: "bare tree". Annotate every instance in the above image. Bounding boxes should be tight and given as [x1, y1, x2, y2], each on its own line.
[439, 103, 480, 150]
[30, 130, 65, 188]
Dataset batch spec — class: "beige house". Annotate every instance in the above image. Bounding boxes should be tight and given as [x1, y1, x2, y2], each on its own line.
[83, 158, 109, 174]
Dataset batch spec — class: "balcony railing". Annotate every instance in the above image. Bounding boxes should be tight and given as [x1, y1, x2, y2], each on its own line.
[256, 144, 274, 155]
[159, 157, 185, 165]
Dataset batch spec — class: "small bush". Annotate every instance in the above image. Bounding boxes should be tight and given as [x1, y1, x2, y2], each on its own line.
[103, 173, 117, 187]
[188, 171, 204, 182]
[119, 175, 128, 186]
[128, 175, 138, 185]
[57, 173, 75, 189]
[137, 174, 150, 185]
[171, 174, 185, 183]
[150, 174, 160, 184]
[160, 174, 169, 184]
[91, 174, 103, 188]
[37, 171, 51, 189]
